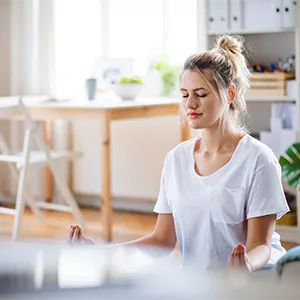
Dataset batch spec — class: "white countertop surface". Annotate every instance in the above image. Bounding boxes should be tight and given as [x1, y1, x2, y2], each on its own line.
[0, 94, 181, 110]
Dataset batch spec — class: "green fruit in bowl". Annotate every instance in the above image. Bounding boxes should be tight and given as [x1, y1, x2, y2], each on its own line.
[119, 76, 143, 84]
[111, 77, 144, 100]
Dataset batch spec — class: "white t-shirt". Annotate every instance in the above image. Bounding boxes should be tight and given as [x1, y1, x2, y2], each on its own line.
[153, 134, 290, 272]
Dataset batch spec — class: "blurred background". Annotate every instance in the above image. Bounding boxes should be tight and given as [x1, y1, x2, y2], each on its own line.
[0, 0, 299, 250]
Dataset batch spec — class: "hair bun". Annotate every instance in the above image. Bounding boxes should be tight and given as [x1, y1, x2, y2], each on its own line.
[217, 35, 243, 56]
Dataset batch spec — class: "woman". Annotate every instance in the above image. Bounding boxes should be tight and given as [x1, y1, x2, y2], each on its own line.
[66, 35, 290, 273]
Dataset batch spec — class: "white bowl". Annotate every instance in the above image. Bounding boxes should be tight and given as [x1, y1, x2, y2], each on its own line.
[111, 83, 143, 100]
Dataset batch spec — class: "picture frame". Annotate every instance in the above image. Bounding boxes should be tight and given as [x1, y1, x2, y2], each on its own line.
[92, 57, 134, 90]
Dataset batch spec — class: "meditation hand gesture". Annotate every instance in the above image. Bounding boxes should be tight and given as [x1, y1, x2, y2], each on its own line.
[65, 224, 95, 246]
[229, 243, 252, 273]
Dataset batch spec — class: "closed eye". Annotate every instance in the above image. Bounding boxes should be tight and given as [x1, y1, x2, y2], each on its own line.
[196, 94, 207, 98]
[181, 93, 208, 98]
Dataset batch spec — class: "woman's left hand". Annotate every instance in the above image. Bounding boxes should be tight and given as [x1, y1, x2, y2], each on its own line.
[229, 243, 252, 273]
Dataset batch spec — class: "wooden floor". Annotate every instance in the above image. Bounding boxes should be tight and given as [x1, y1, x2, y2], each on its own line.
[0, 207, 156, 244]
[0, 207, 297, 250]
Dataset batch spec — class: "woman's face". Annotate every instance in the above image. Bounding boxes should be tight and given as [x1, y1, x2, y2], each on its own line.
[180, 70, 223, 130]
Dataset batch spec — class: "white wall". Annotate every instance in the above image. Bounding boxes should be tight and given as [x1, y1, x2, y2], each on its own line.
[245, 32, 295, 66]
[0, 0, 11, 196]
[0, 0, 11, 96]
[72, 116, 181, 202]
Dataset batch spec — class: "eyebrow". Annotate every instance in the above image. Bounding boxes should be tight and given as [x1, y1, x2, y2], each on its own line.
[180, 88, 208, 92]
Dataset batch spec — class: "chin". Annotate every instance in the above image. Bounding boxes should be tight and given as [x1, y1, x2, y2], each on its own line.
[188, 120, 207, 130]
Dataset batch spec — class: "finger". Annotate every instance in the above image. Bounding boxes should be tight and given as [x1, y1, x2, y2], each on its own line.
[78, 233, 85, 245]
[231, 245, 238, 255]
[72, 226, 79, 245]
[78, 227, 95, 245]
[83, 236, 95, 245]
[78, 228, 85, 245]
[229, 245, 238, 260]
[238, 245, 246, 267]
[229, 246, 237, 267]
[233, 248, 240, 269]
[65, 225, 75, 245]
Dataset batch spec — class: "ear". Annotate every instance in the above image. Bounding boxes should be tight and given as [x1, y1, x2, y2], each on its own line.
[228, 83, 236, 104]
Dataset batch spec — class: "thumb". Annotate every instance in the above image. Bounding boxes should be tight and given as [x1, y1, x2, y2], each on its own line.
[83, 236, 95, 245]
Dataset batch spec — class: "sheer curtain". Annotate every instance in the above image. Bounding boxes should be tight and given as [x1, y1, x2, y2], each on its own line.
[7, 0, 102, 199]
[10, 0, 54, 96]
[6, 0, 55, 199]
[7, 0, 103, 200]
[10, 0, 102, 98]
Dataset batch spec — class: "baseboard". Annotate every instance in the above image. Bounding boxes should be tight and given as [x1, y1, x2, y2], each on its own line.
[0, 193, 156, 214]
[75, 194, 156, 214]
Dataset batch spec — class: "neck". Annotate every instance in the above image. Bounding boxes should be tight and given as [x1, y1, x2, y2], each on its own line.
[199, 125, 242, 154]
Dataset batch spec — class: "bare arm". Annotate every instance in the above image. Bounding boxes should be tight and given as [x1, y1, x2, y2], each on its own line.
[245, 214, 276, 272]
[229, 214, 276, 272]
[121, 213, 177, 248]
[66, 213, 177, 258]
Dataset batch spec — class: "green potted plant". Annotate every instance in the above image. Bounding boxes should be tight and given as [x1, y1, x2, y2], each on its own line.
[151, 55, 180, 96]
[279, 142, 300, 189]
[278, 142, 300, 226]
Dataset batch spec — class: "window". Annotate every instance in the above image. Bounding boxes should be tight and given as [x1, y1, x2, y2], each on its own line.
[107, 0, 198, 72]
[53, 0, 198, 96]
[164, 0, 198, 64]
[108, 0, 164, 75]
[54, 0, 102, 97]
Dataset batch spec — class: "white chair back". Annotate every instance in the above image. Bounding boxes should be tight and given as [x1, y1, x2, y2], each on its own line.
[0, 96, 84, 240]
[0, 98, 21, 119]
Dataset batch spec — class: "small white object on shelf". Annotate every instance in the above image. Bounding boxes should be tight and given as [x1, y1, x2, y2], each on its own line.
[260, 103, 297, 158]
[286, 80, 297, 99]
[260, 131, 273, 148]
[279, 129, 296, 155]
[270, 117, 282, 134]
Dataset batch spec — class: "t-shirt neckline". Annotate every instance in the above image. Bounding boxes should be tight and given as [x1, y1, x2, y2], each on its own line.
[191, 133, 248, 179]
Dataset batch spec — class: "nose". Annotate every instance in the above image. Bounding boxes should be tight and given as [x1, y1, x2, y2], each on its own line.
[186, 94, 198, 110]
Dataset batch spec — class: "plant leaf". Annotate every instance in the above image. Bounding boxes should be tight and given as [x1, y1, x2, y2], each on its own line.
[279, 142, 300, 189]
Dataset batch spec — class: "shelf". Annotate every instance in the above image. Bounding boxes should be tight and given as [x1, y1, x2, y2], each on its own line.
[283, 181, 297, 196]
[276, 224, 298, 231]
[246, 96, 296, 102]
[276, 224, 300, 243]
[208, 27, 295, 36]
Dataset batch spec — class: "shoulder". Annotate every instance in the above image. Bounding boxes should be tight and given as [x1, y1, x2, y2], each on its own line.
[163, 137, 197, 168]
[243, 134, 279, 172]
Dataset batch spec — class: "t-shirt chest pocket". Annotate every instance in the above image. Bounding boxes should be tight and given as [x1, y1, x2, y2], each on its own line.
[212, 187, 245, 224]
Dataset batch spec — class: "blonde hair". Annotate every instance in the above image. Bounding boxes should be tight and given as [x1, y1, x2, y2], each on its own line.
[182, 34, 250, 134]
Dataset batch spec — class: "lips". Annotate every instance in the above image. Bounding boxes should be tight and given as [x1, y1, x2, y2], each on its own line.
[188, 112, 203, 119]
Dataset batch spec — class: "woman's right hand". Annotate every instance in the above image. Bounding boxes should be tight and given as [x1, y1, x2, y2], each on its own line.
[65, 224, 95, 246]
